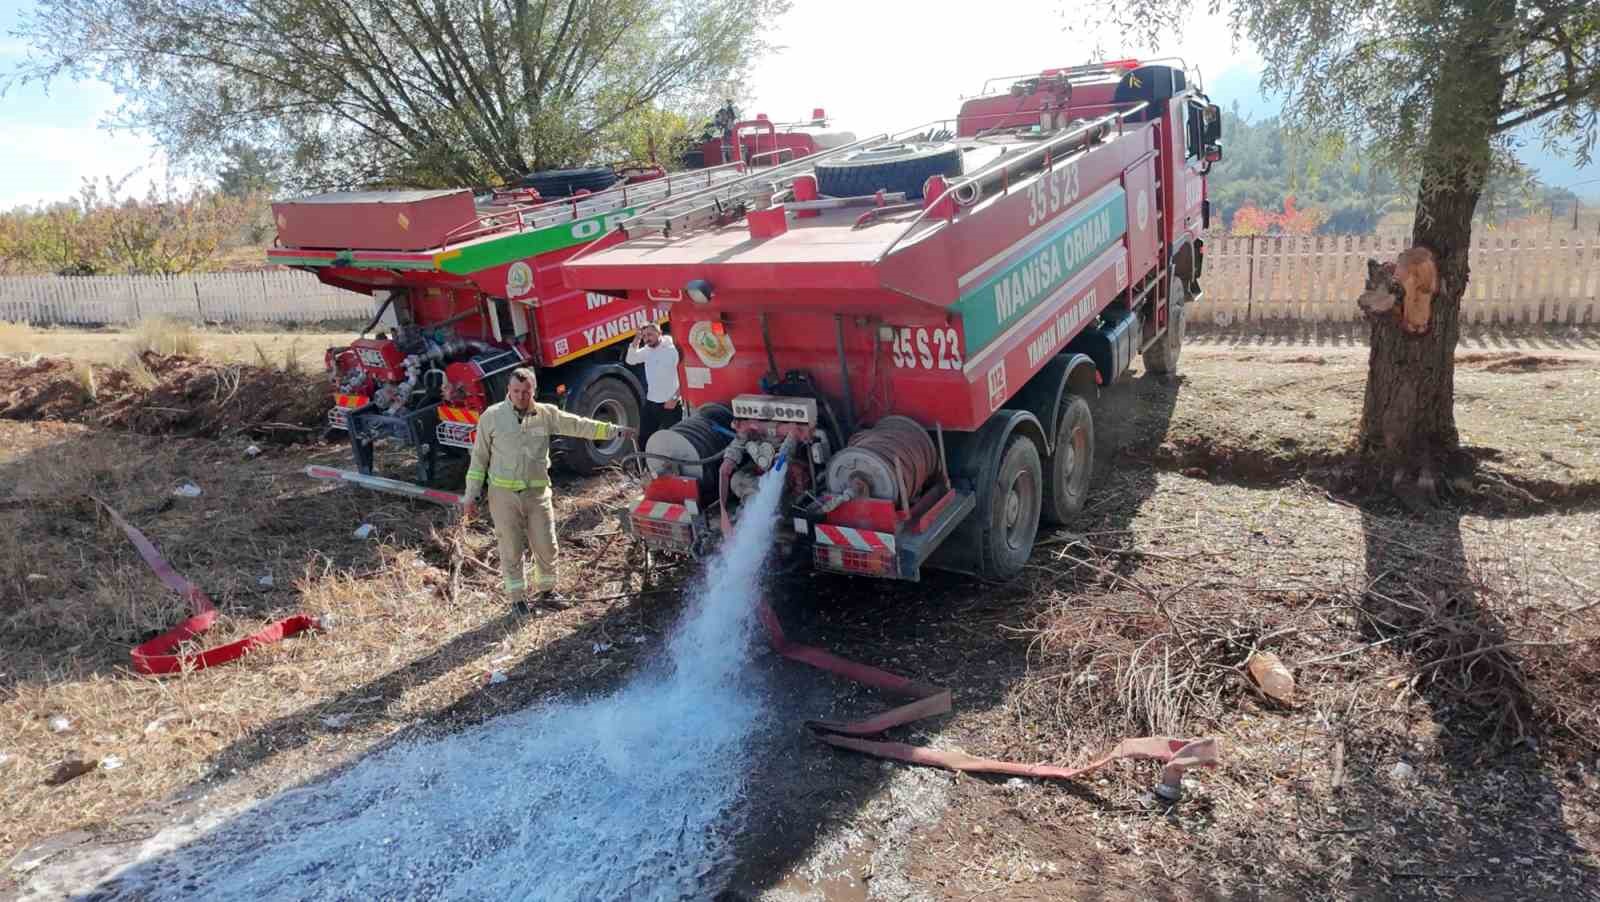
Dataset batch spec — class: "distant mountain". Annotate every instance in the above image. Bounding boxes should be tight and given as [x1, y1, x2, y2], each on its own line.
[1204, 65, 1282, 122]
[1203, 64, 1600, 200]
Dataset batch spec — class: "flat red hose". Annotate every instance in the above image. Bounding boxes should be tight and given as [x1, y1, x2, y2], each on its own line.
[757, 597, 1219, 791]
[95, 497, 321, 676]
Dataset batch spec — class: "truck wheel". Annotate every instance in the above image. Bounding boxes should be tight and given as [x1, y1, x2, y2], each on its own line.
[980, 434, 1043, 581]
[562, 376, 640, 475]
[1042, 394, 1094, 525]
[814, 142, 963, 200]
[1143, 273, 1187, 376]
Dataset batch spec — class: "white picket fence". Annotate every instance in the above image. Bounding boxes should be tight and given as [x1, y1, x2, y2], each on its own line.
[2, 230, 1599, 327]
[1202, 231, 1600, 326]
[0, 270, 368, 325]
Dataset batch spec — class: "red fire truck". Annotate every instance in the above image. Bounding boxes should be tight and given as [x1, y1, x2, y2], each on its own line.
[562, 59, 1223, 581]
[268, 166, 750, 483]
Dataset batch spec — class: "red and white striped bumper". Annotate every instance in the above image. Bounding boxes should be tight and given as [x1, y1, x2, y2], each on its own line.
[812, 523, 899, 578]
[327, 394, 370, 431]
[435, 406, 481, 448]
[628, 499, 699, 551]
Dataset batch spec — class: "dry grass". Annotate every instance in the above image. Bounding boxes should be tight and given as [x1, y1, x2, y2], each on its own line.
[252, 337, 304, 375]
[4, 338, 1599, 899]
[906, 346, 1600, 899]
[0, 320, 33, 355]
[0, 419, 653, 869]
[0, 322, 346, 370]
[128, 317, 199, 357]
[68, 360, 97, 400]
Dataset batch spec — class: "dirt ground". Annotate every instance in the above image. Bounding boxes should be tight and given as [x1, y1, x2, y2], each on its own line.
[2, 326, 1598, 900]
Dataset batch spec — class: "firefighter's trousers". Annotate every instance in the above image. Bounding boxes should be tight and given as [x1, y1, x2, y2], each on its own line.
[487, 485, 558, 597]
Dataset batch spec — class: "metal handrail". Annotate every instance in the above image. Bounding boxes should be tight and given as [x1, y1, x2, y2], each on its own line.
[872, 102, 1150, 263]
[749, 147, 796, 167]
[606, 120, 967, 235]
[976, 56, 1194, 97]
[440, 161, 751, 245]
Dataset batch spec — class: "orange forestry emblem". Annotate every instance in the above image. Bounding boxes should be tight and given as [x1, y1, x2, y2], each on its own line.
[396, 212, 411, 231]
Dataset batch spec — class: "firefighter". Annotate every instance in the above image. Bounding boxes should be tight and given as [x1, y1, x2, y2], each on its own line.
[462, 368, 635, 613]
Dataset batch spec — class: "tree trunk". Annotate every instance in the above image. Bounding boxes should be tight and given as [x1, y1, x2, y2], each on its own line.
[1357, 0, 1513, 484]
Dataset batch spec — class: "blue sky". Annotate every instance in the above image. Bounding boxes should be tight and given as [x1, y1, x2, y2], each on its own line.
[0, 0, 1591, 208]
[0, 0, 174, 209]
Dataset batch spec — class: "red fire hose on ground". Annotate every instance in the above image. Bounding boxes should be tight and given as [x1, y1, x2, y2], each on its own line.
[95, 497, 321, 676]
[755, 596, 1219, 798]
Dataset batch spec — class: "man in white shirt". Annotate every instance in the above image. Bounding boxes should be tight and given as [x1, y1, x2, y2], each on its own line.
[625, 322, 681, 441]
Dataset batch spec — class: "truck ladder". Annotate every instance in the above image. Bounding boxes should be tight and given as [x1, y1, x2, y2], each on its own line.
[444, 162, 754, 245]
[615, 123, 957, 238]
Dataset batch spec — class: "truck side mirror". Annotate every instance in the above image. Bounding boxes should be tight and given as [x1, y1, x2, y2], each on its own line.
[1205, 144, 1223, 163]
[1203, 104, 1222, 143]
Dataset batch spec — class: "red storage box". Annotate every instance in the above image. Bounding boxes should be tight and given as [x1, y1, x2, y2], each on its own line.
[273, 190, 477, 252]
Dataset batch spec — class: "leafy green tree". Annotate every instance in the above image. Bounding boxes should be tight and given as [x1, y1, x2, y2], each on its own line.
[599, 104, 696, 168]
[5, 0, 790, 191]
[217, 144, 280, 198]
[1081, 0, 1600, 484]
[0, 177, 260, 275]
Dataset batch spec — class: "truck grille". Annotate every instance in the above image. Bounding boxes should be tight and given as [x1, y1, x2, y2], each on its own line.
[628, 500, 697, 552]
[812, 524, 898, 577]
[436, 421, 477, 448]
[813, 544, 896, 577]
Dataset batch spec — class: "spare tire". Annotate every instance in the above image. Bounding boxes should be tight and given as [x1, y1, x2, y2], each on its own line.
[814, 142, 963, 200]
[516, 166, 619, 197]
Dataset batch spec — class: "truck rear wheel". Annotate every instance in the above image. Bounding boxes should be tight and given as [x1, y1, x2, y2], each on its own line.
[1042, 394, 1094, 525]
[979, 434, 1043, 580]
[1143, 273, 1187, 376]
[562, 376, 640, 474]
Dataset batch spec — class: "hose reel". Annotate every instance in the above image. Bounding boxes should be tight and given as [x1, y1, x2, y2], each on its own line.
[824, 415, 937, 505]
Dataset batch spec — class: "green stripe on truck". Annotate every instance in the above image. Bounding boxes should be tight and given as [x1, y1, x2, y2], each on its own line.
[437, 206, 639, 275]
[954, 188, 1127, 353]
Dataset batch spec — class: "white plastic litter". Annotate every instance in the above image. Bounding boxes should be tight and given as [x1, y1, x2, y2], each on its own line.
[353, 523, 376, 540]
[244, 445, 262, 458]
[487, 671, 508, 685]
[99, 755, 124, 771]
[47, 715, 72, 733]
[0, 751, 12, 767]
[592, 642, 612, 655]
[26, 573, 46, 583]
[258, 575, 275, 588]
[173, 483, 203, 498]
[318, 614, 338, 630]
[1390, 761, 1416, 782]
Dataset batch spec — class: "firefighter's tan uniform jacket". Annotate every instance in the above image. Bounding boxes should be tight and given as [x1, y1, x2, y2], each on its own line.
[465, 400, 618, 595]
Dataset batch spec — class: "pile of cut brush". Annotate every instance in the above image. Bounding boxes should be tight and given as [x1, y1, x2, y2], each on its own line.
[0, 352, 326, 444]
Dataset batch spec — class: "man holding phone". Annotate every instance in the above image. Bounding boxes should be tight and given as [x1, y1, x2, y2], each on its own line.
[625, 322, 681, 442]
